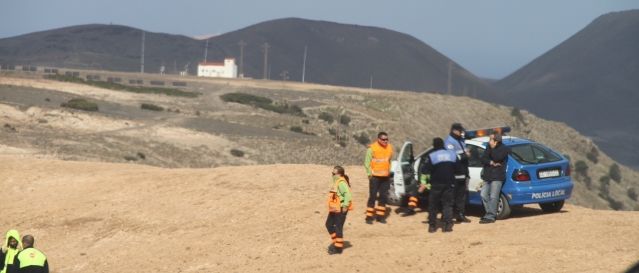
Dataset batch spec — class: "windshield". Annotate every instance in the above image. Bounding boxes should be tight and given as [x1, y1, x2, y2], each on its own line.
[510, 143, 562, 164]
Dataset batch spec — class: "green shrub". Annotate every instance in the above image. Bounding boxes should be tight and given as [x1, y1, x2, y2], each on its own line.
[124, 155, 138, 161]
[609, 163, 621, 183]
[586, 147, 599, 163]
[140, 103, 164, 111]
[599, 176, 610, 197]
[290, 126, 304, 133]
[339, 115, 351, 126]
[328, 128, 337, 136]
[61, 98, 99, 112]
[230, 149, 245, 157]
[137, 152, 146, 160]
[220, 92, 305, 116]
[220, 92, 272, 105]
[289, 126, 314, 135]
[606, 197, 624, 211]
[46, 74, 198, 97]
[628, 188, 637, 201]
[353, 132, 370, 146]
[574, 160, 588, 176]
[318, 112, 334, 123]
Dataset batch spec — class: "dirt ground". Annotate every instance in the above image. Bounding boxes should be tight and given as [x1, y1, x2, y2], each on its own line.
[1, 155, 637, 273]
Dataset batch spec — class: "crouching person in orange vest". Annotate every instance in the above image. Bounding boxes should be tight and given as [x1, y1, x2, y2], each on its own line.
[326, 166, 353, 255]
[364, 132, 393, 224]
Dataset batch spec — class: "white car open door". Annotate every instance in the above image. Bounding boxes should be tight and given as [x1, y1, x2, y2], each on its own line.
[466, 142, 486, 192]
[390, 141, 414, 203]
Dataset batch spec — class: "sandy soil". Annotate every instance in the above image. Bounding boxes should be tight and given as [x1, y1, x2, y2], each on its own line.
[1, 155, 637, 273]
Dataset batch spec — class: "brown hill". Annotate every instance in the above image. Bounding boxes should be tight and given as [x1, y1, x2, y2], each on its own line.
[1, 155, 638, 273]
[0, 18, 491, 96]
[0, 69, 638, 212]
[494, 10, 639, 170]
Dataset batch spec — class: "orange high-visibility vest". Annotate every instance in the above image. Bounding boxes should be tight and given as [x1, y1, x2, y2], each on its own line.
[369, 141, 393, 177]
[328, 177, 353, 212]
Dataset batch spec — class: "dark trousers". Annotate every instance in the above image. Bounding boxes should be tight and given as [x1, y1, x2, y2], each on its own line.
[326, 212, 348, 249]
[453, 178, 468, 215]
[367, 176, 390, 207]
[367, 176, 390, 218]
[428, 184, 454, 225]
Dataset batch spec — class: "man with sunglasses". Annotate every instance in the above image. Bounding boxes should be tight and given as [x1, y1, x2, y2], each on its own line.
[364, 132, 394, 224]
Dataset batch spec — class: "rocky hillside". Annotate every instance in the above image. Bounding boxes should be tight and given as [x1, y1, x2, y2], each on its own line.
[495, 10, 639, 170]
[0, 70, 637, 211]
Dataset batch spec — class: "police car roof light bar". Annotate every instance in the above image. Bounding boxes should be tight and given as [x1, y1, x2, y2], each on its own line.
[464, 126, 511, 139]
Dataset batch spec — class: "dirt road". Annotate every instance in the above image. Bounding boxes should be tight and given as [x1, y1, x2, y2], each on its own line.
[1, 155, 637, 272]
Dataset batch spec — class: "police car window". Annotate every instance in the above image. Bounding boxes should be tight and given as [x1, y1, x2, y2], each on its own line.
[401, 145, 413, 162]
[511, 144, 560, 164]
[468, 145, 485, 167]
[532, 144, 561, 163]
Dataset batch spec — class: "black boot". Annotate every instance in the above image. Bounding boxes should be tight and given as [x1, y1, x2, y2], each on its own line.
[428, 225, 437, 233]
[327, 245, 343, 255]
[365, 216, 374, 225]
[456, 213, 471, 223]
[443, 222, 453, 232]
[401, 208, 416, 217]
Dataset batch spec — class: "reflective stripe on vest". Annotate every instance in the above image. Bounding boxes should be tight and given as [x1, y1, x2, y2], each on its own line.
[17, 248, 46, 268]
[369, 142, 393, 177]
[445, 135, 466, 155]
[428, 149, 456, 165]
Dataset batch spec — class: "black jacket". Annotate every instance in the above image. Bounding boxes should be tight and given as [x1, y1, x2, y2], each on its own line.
[480, 142, 510, 182]
[421, 148, 458, 186]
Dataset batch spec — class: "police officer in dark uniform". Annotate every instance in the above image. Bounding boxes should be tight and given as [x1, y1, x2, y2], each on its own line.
[421, 137, 458, 233]
[444, 123, 472, 223]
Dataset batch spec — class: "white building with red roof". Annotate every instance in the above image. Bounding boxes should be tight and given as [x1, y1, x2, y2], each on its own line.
[197, 58, 238, 78]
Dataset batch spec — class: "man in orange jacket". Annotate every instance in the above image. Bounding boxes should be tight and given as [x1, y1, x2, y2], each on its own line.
[364, 132, 394, 224]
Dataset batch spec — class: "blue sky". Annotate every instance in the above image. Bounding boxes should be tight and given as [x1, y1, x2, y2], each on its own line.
[2, 0, 638, 79]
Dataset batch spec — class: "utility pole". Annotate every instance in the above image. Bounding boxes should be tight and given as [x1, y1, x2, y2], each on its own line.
[238, 40, 246, 78]
[140, 31, 145, 74]
[261, 42, 270, 80]
[447, 60, 452, 94]
[369, 74, 373, 89]
[204, 38, 209, 63]
[302, 45, 307, 83]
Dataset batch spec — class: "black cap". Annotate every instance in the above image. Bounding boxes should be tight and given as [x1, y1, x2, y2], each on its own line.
[433, 137, 445, 149]
[451, 123, 464, 132]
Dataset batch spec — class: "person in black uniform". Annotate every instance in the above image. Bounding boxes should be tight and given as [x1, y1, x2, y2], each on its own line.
[421, 137, 458, 233]
[444, 123, 472, 223]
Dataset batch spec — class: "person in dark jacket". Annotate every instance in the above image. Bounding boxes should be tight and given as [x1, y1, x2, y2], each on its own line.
[444, 123, 472, 223]
[479, 133, 510, 224]
[421, 137, 458, 233]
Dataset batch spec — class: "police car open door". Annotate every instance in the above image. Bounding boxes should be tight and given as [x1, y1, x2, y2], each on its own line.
[391, 142, 415, 202]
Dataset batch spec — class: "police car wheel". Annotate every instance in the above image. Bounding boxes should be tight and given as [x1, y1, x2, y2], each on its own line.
[496, 194, 511, 220]
[539, 200, 564, 213]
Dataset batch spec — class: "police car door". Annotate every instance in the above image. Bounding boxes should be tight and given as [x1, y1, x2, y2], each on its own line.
[466, 142, 486, 192]
[392, 141, 414, 197]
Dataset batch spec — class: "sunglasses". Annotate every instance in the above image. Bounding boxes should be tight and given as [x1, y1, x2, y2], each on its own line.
[379, 138, 389, 141]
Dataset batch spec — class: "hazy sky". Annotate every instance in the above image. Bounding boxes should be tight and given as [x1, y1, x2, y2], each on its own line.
[2, 1, 638, 79]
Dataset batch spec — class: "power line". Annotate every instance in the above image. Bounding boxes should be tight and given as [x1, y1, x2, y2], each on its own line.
[261, 42, 270, 80]
[238, 40, 246, 78]
[302, 45, 307, 83]
[204, 38, 209, 63]
[140, 31, 145, 74]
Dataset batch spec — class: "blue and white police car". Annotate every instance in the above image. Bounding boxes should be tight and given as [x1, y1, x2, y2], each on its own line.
[389, 127, 574, 219]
